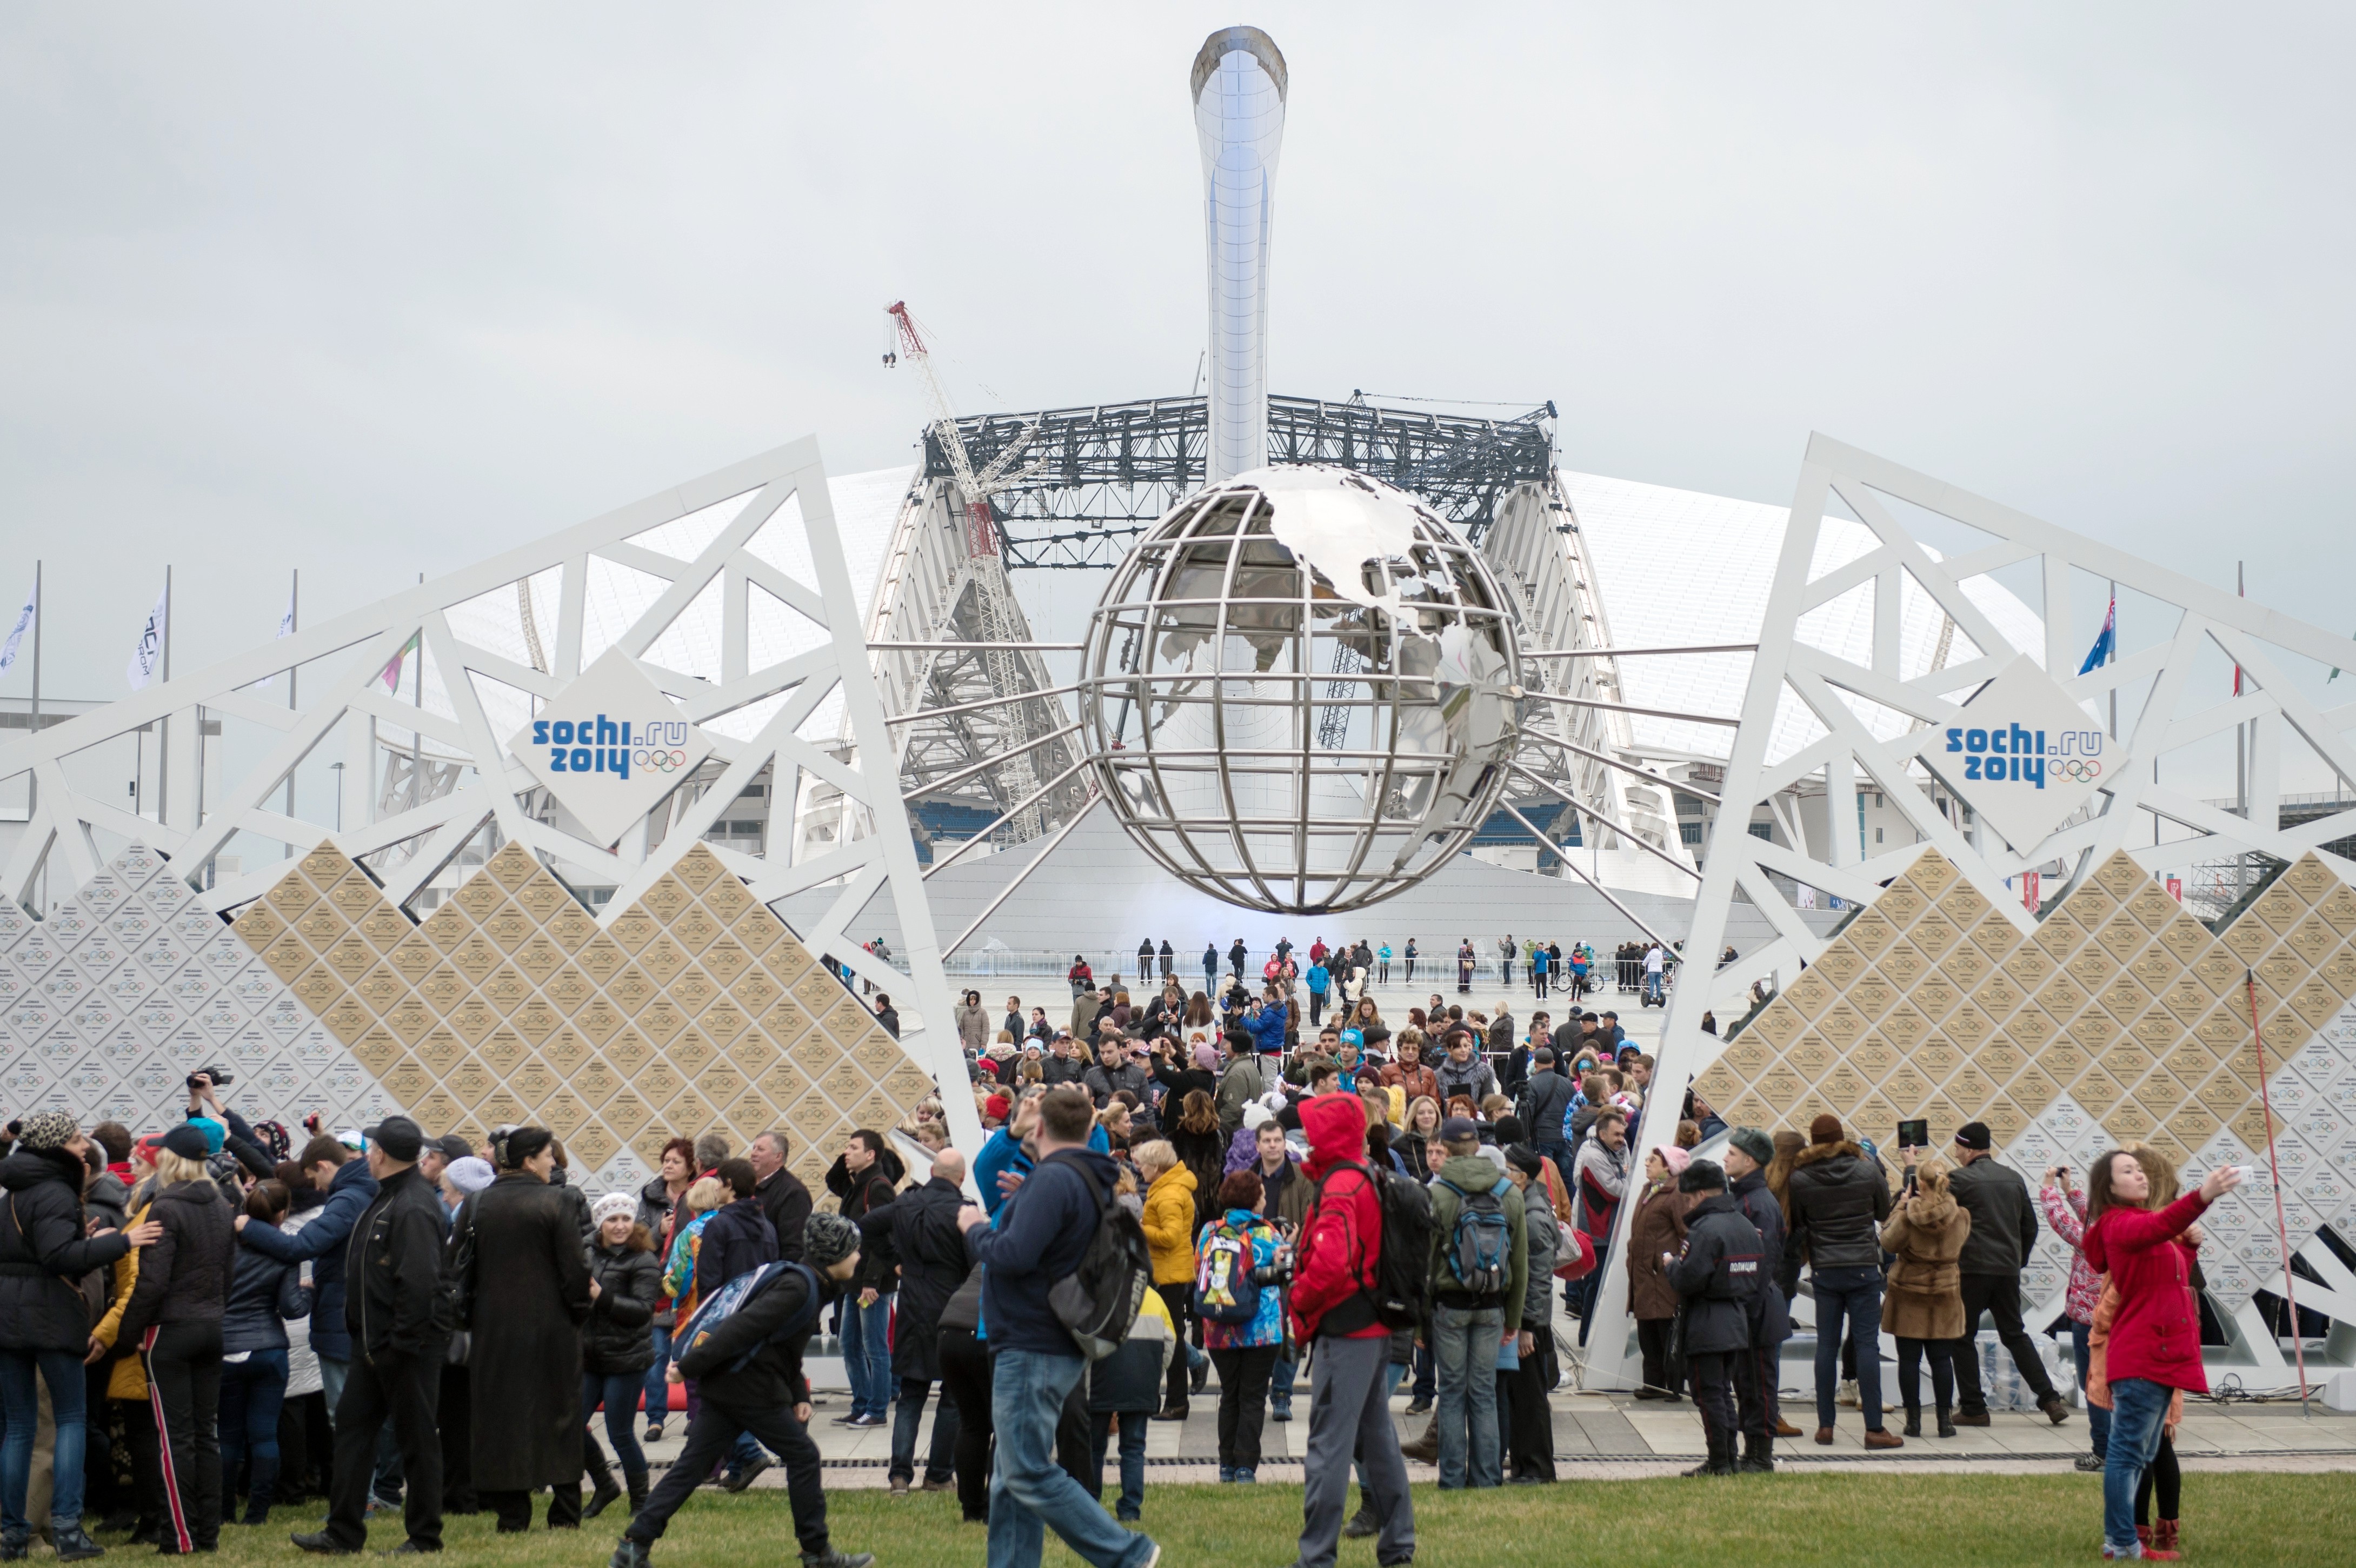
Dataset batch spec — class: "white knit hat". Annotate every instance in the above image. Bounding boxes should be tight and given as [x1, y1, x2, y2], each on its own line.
[591, 1192, 637, 1228]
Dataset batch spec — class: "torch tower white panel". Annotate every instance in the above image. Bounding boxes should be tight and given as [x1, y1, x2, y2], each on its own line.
[1192, 26, 1287, 485]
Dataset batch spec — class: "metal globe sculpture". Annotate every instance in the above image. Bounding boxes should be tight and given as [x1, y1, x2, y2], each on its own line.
[1078, 465, 1521, 915]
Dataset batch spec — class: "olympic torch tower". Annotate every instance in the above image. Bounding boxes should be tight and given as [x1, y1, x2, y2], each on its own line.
[1192, 26, 1288, 485]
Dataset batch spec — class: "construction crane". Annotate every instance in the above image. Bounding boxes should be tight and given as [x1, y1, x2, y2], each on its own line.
[881, 301, 1060, 836]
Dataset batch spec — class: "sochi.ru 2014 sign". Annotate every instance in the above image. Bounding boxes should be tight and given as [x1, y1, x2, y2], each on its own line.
[1929, 654, 2108, 851]
[505, 649, 714, 847]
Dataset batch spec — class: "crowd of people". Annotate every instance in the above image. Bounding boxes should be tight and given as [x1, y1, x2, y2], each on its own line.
[0, 943, 2242, 1566]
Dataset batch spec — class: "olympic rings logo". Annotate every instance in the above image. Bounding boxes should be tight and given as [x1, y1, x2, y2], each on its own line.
[2058, 758, 2103, 782]
[634, 749, 690, 772]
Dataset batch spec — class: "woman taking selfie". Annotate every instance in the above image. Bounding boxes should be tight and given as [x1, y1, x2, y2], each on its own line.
[2082, 1147, 2239, 1561]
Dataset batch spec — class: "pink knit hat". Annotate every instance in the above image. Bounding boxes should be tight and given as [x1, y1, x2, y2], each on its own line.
[1657, 1145, 1692, 1176]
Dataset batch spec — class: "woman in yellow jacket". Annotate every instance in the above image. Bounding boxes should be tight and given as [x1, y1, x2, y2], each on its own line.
[1132, 1140, 1199, 1420]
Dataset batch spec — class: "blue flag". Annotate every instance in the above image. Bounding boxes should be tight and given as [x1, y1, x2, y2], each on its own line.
[2078, 596, 2116, 676]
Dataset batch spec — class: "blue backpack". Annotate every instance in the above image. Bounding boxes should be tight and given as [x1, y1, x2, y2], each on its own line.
[1435, 1176, 1513, 1297]
[676, 1260, 822, 1375]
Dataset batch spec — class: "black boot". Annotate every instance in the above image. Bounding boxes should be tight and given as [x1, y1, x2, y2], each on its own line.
[1681, 1433, 1737, 1477]
[1739, 1434, 1774, 1474]
[623, 1469, 649, 1522]
[53, 1527, 106, 1564]
[609, 1540, 651, 1568]
[1936, 1405, 1956, 1439]
[800, 1552, 875, 1568]
[583, 1439, 621, 1520]
[1902, 1406, 1922, 1438]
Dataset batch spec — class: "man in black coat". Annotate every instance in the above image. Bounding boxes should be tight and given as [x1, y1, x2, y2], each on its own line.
[1662, 1160, 1765, 1478]
[1514, 1049, 1575, 1175]
[611, 1215, 872, 1568]
[1723, 1127, 1794, 1466]
[857, 1150, 974, 1496]
[750, 1131, 814, 1265]
[1945, 1121, 2069, 1426]
[294, 1116, 450, 1557]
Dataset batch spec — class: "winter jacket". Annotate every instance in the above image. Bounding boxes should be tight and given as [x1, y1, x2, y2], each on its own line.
[826, 1151, 905, 1293]
[115, 1179, 234, 1346]
[1086, 1286, 1176, 1414]
[1427, 1152, 1526, 1312]
[1196, 1209, 1286, 1350]
[1571, 1137, 1630, 1243]
[0, 1146, 132, 1353]
[694, 1197, 778, 1303]
[582, 1239, 661, 1376]
[2082, 1190, 2212, 1393]
[1664, 1192, 1765, 1356]
[2037, 1184, 2102, 1325]
[1083, 1059, 1149, 1109]
[856, 1175, 970, 1380]
[1380, 1062, 1440, 1109]
[1246, 1005, 1289, 1057]
[1214, 1055, 1269, 1140]
[955, 1003, 990, 1053]
[1519, 1191, 1561, 1332]
[1289, 1095, 1387, 1343]
[971, 1146, 1121, 1358]
[1141, 1164, 1199, 1286]
[1434, 1055, 1497, 1107]
[1947, 1153, 2039, 1277]
[1515, 1070, 1575, 1149]
[237, 1156, 378, 1363]
[1625, 1180, 1691, 1322]
[346, 1163, 449, 1364]
[676, 1260, 836, 1411]
[1880, 1177, 1971, 1341]
[1253, 1156, 1310, 1233]
[220, 1243, 314, 1355]
[1730, 1169, 1792, 1346]
[1785, 1140, 1892, 1275]
[84, 1171, 130, 1235]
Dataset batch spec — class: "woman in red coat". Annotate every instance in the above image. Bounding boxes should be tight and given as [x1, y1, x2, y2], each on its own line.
[2081, 1149, 2240, 1561]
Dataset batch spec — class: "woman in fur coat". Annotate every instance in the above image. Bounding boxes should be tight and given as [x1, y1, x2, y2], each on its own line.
[1879, 1152, 1971, 1438]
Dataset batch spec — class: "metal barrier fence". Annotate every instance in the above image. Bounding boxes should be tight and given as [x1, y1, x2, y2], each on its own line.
[938, 946, 1677, 997]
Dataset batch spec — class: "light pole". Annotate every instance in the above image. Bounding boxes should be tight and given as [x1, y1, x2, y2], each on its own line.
[330, 760, 345, 833]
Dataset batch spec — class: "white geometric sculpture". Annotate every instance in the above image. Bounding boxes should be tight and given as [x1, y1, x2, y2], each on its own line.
[0, 438, 980, 1157]
[1590, 433, 2356, 1393]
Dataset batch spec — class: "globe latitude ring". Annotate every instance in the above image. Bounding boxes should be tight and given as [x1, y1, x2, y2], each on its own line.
[1076, 464, 1522, 917]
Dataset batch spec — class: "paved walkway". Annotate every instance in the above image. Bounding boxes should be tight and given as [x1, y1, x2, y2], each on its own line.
[626, 1372, 2354, 1488]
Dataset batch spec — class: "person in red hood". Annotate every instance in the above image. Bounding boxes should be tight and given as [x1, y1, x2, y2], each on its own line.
[1288, 1095, 1412, 1568]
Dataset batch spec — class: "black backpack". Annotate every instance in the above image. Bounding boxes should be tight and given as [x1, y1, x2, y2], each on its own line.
[1435, 1175, 1512, 1297]
[1041, 1153, 1154, 1361]
[1310, 1160, 1435, 1333]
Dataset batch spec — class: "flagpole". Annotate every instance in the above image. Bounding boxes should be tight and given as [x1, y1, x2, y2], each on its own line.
[2106, 581, 2117, 740]
[28, 561, 39, 912]
[284, 569, 298, 857]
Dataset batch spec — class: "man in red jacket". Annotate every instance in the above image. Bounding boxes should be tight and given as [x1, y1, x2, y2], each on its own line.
[1288, 1095, 1412, 1568]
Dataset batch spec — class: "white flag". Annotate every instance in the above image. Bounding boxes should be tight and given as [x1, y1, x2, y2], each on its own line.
[0, 582, 32, 676]
[256, 588, 296, 689]
[125, 583, 169, 691]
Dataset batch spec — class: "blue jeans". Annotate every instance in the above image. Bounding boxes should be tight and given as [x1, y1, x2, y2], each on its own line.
[585, 1373, 648, 1478]
[986, 1348, 1154, 1568]
[1270, 1355, 1296, 1413]
[890, 1377, 958, 1485]
[0, 1348, 86, 1534]
[1432, 1304, 1502, 1488]
[219, 1351, 290, 1518]
[1088, 1412, 1147, 1520]
[642, 1325, 673, 1430]
[1812, 1266, 1886, 1432]
[842, 1295, 895, 1420]
[2069, 1320, 2108, 1463]
[318, 1357, 350, 1426]
[2105, 1377, 2173, 1555]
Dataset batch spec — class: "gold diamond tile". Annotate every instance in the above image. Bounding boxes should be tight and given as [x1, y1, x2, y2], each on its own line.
[264, 873, 317, 919]
[699, 1060, 749, 1109]
[543, 903, 598, 952]
[603, 1026, 653, 1077]
[1779, 968, 1835, 1020]
[637, 873, 693, 923]
[289, 962, 343, 1011]
[1909, 969, 1961, 1022]
[507, 1055, 559, 1104]
[1907, 848, 1961, 896]
[731, 968, 785, 1016]
[1941, 883, 1992, 932]
[468, 1026, 523, 1079]
[566, 1119, 620, 1171]
[357, 904, 412, 950]
[769, 932, 820, 989]
[1908, 911, 1964, 959]
[482, 842, 539, 890]
[571, 1055, 622, 1109]
[1974, 969, 2026, 1018]
[1945, 999, 1997, 1043]
[822, 996, 875, 1044]
[2171, 1104, 2220, 1151]
[447, 933, 501, 983]
[383, 997, 437, 1045]
[538, 1087, 591, 1140]
[511, 876, 571, 926]
[697, 937, 754, 986]
[2094, 973, 2152, 1025]
[1849, 969, 1899, 1020]
[1971, 1037, 2026, 1083]
[637, 935, 690, 985]
[1852, 1089, 1902, 1137]
[757, 1058, 811, 1105]
[669, 966, 720, 1015]
[730, 902, 784, 958]
[2251, 880, 2308, 932]
[2283, 852, 2338, 903]
[2320, 946, 2356, 994]
[480, 964, 532, 1015]
[535, 1024, 589, 1075]
[2012, 998, 2067, 1043]
[383, 1055, 433, 1106]
[2008, 1060, 2059, 1116]
[1812, 942, 1867, 987]
[508, 999, 561, 1044]
[669, 844, 726, 893]
[575, 932, 629, 984]
[1820, 1060, 1872, 1109]
[411, 963, 465, 1012]
[665, 1084, 717, 1131]
[818, 1056, 872, 1109]
[534, 971, 588, 1011]
[607, 908, 660, 954]
[723, 1029, 778, 1077]
[1877, 883, 1927, 926]
[410, 1086, 465, 1137]
[2101, 1040, 2154, 1083]
[2040, 970, 2091, 1018]
[2093, 913, 2148, 965]
[1747, 998, 1805, 1051]
[2252, 950, 2306, 999]
[296, 843, 349, 886]
[718, 1089, 777, 1145]
[637, 997, 688, 1046]
[603, 1085, 656, 1142]
[762, 996, 813, 1042]
[481, 903, 535, 954]
[1914, 1032, 1965, 1085]
[700, 997, 751, 1047]
[410, 1024, 464, 1077]
[2061, 945, 2112, 994]
[1967, 912, 2021, 961]
[2123, 881, 2180, 931]
[2219, 914, 2272, 964]
[666, 1025, 717, 1077]
[1790, 1088, 1836, 1135]
[1880, 1003, 1932, 1050]
[444, 1059, 497, 1109]
[293, 904, 345, 949]
[443, 999, 497, 1045]
[2128, 1007, 2181, 1056]
[321, 997, 376, 1044]
[2039, 1039, 2088, 1082]
[2313, 881, 2356, 933]
[232, 901, 288, 950]
[701, 872, 754, 923]
[2059, 1008, 2110, 1061]
[2189, 1063, 2253, 1118]
[2031, 910, 2089, 960]
[2088, 850, 2144, 899]
[2289, 976, 2345, 1030]
[383, 931, 438, 983]
[1721, 1033, 1775, 1078]
[2155, 976, 2211, 1023]
[571, 996, 624, 1048]
[787, 1093, 841, 1145]
[669, 904, 722, 956]
[444, 871, 500, 919]
[349, 1024, 402, 1075]
[604, 967, 656, 1016]
[1880, 1061, 1932, 1111]
[2227, 1102, 2274, 1150]
[478, 1087, 529, 1128]
[2186, 949, 2241, 996]
[2155, 912, 2212, 965]
[1816, 1002, 1869, 1050]
[1980, 1094, 2029, 1147]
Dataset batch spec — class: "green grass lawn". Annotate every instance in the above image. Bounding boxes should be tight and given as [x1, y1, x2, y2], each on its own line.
[181, 1472, 2353, 1567]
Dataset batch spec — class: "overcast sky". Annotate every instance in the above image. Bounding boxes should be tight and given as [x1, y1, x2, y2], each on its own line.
[3, 3, 2352, 717]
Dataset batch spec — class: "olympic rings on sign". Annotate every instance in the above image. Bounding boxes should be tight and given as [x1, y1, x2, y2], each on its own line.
[634, 748, 690, 772]
[2058, 758, 2102, 782]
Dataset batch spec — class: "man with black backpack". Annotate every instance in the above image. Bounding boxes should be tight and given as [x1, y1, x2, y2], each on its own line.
[609, 1212, 871, 1568]
[1289, 1094, 1418, 1568]
[956, 1085, 1160, 1568]
[1421, 1116, 1527, 1490]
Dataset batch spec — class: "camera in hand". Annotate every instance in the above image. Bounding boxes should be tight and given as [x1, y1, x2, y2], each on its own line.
[1896, 1119, 1928, 1149]
[187, 1067, 235, 1090]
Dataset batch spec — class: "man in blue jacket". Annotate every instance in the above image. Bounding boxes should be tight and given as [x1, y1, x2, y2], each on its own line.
[956, 1086, 1157, 1568]
[236, 1134, 377, 1417]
